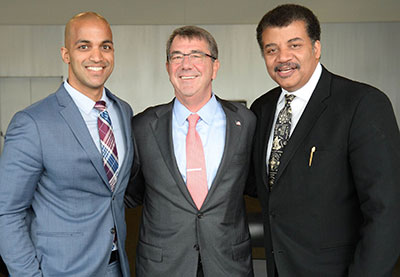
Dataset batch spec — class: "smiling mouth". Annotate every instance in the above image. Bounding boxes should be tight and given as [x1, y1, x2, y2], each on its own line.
[275, 62, 300, 73]
[180, 76, 197, 80]
[87, 66, 104, 72]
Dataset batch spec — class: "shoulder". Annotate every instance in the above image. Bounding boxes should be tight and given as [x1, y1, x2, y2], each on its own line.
[219, 99, 250, 113]
[105, 88, 133, 116]
[115, 96, 132, 112]
[330, 71, 380, 93]
[326, 70, 392, 109]
[19, 92, 59, 121]
[216, 97, 256, 131]
[132, 102, 172, 127]
[322, 69, 398, 139]
[250, 87, 281, 112]
[318, 66, 386, 101]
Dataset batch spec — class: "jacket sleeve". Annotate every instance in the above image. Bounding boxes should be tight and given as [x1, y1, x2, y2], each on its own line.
[347, 89, 400, 276]
[125, 159, 145, 208]
[0, 111, 43, 276]
[244, 104, 258, 198]
[124, 118, 145, 208]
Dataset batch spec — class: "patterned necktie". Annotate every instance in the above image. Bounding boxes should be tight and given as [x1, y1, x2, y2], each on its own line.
[268, 94, 296, 190]
[186, 114, 208, 210]
[94, 101, 118, 191]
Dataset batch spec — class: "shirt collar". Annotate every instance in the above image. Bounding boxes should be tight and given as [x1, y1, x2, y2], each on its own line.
[279, 62, 322, 104]
[173, 94, 218, 126]
[63, 80, 110, 114]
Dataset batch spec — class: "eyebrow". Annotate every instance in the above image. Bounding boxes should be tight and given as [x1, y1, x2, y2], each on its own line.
[74, 40, 90, 45]
[264, 37, 304, 49]
[288, 37, 304, 43]
[74, 39, 114, 45]
[264, 43, 277, 49]
[170, 50, 203, 55]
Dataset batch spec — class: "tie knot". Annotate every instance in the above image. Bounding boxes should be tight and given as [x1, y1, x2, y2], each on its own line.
[187, 113, 200, 127]
[94, 100, 107, 112]
[285, 94, 295, 105]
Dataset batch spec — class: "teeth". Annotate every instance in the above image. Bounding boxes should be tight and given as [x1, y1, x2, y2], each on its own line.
[87, 67, 103, 71]
[181, 76, 196, 80]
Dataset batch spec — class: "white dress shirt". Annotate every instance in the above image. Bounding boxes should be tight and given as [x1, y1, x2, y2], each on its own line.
[64, 81, 126, 167]
[266, 63, 322, 170]
[172, 94, 226, 189]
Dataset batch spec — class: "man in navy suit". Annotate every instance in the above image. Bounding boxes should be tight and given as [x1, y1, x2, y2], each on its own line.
[0, 12, 134, 276]
[249, 4, 400, 276]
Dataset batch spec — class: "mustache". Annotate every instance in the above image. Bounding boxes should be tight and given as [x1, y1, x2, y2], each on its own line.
[274, 62, 300, 72]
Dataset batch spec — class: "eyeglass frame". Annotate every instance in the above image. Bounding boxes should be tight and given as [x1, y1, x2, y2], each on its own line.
[167, 50, 217, 64]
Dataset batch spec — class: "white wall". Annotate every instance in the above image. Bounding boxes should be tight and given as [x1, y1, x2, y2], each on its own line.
[322, 22, 400, 120]
[0, 25, 64, 77]
[0, 23, 399, 121]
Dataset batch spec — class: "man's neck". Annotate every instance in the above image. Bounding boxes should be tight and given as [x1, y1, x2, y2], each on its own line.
[177, 93, 212, 113]
[66, 79, 104, 102]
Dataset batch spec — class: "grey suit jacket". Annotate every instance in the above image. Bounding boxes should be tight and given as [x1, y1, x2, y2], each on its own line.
[0, 84, 134, 276]
[128, 97, 256, 276]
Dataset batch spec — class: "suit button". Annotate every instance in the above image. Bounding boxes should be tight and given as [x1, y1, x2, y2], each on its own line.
[112, 196, 115, 201]
[110, 227, 116, 235]
[197, 213, 203, 219]
[193, 244, 200, 251]
[269, 211, 276, 218]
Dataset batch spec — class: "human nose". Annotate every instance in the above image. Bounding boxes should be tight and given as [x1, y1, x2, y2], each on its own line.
[277, 47, 292, 62]
[181, 55, 193, 68]
[89, 48, 103, 62]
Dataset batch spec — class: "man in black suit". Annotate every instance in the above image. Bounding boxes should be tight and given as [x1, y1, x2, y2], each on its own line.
[249, 4, 400, 276]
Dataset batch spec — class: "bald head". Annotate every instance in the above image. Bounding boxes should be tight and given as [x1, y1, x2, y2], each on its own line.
[61, 11, 114, 101]
[64, 12, 111, 48]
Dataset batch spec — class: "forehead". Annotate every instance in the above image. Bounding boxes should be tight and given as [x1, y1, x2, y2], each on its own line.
[262, 20, 309, 45]
[68, 18, 112, 43]
[170, 36, 209, 52]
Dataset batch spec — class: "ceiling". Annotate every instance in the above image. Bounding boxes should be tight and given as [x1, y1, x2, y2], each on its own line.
[1, 0, 399, 25]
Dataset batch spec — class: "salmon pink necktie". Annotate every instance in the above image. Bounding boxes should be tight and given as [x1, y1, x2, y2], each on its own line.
[186, 114, 208, 210]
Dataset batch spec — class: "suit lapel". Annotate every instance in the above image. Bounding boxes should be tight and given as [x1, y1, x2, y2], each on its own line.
[259, 89, 281, 187]
[150, 102, 195, 206]
[106, 89, 133, 193]
[274, 68, 332, 183]
[204, 99, 243, 203]
[56, 86, 110, 189]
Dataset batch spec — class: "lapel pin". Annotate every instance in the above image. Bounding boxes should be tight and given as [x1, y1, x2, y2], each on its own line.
[235, 120, 241, 126]
[309, 146, 316, 167]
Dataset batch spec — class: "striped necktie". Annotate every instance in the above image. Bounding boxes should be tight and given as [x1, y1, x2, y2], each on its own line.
[94, 100, 118, 191]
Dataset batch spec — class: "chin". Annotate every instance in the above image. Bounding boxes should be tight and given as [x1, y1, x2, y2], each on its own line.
[88, 80, 107, 88]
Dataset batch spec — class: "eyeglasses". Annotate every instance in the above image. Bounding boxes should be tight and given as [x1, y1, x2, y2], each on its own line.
[168, 51, 216, 64]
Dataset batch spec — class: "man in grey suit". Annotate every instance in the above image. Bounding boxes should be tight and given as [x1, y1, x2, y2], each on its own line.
[127, 26, 256, 276]
[0, 12, 134, 276]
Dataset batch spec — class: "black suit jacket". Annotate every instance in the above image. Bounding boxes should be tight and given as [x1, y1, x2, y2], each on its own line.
[0, 256, 8, 276]
[248, 66, 400, 277]
[127, 97, 256, 276]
